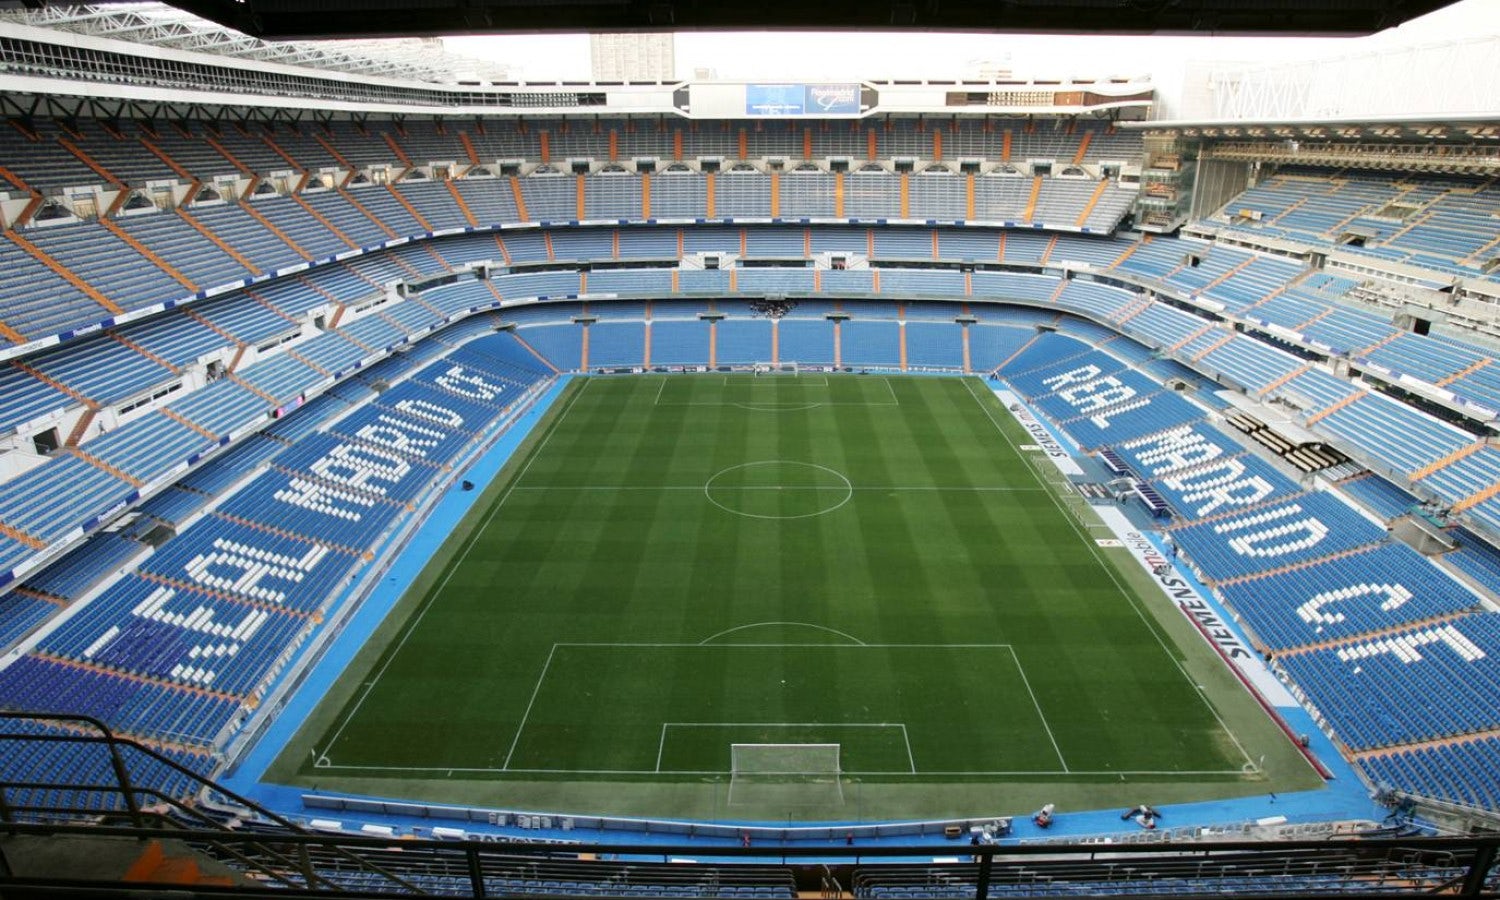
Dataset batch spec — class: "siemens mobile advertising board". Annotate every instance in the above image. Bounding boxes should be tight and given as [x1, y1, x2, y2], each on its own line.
[746, 84, 861, 116]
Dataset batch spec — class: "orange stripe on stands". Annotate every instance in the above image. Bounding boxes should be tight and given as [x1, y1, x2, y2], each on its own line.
[1072, 131, 1093, 165]
[709, 320, 717, 368]
[1022, 176, 1042, 221]
[1075, 180, 1110, 228]
[313, 132, 355, 170]
[575, 175, 587, 221]
[1001, 130, 1012, 163]
[641, 174, 651, 220]
[671, 270, 680, 292]
[932, 129, 942, 162]
[997, 231, 1007, 261]
[244, 289, 299, 324]
[740, 229, 748, 256]
[642, 320, 652, 367]
[57, 137, 124, 188]
[932, 230, 940, 260]
[899, 173, 910, 218]
[833, 321, 842, 367]
[459, 131, 482, 167]
[964, 270, 973, 296]
[866, 128, 878, 161]
[769, 172, 780, 218]
[612, 230, 620, 259]
[0, 316, 24, 345]
[69, 447, 142, 487]
[579, 322, 590, 370]
[495, 233, 512, 264]
[835, 171, 845, 217]
[672, 129, 683, 162]
[867, 229, 875, 258]
[5, 231, 124, 315]
[288, 194, 358, 250]
[705, 173, 716, 218]
[771, 320, 779, 365]
[608, 129, 618, 163]
[1439, 357, 1492, 388]
[0, 163, 33, 193]
[260, 133, 305, 172]
[227, 373, 280, 406]
[137, 138, 195, 183]
[1308, 387, 1368, 426]
[677, 229, 685, 260]
[544, 233, 555, 261]
[445, 180, 480, 228]
[382, 133, 413, 168]
[805, 229, 812, 258]
[10, 194, 44, 229]
[1040, 235, 1058, 265]
[538, 131, 551, 165]
[201, 134, 255, 176]
[509, 176, 530, 222]
[338, 188, 399, 239]
[872, 269, 881, 293]
[1412, 441, 1485, 482]
[385, 185, 433, 232]
[738, 128, 748, 160]
[803, 128, 813, 160]
[579, 271, 588, 294]
[1454, 477, 1500, 513]
[421, 243, 450, 270]
[814, 269, 821, 291]
[961, 324, 971, 373]
[899, 322, 908, 371]
[162, 407, 217, 440]
[8, 118, 40, 141]
[0, 518, 45, 550]
[966, 174, 975, 221]
[240, 201, 312, 260]
[728, 270, 738, 292]
[110, 331, 181, 376]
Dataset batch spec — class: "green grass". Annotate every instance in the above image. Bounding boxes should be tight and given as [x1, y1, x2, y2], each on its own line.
[272, 375, 1322, 820]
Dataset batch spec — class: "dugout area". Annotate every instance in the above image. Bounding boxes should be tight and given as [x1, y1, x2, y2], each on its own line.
[266, 375, 1326, 822]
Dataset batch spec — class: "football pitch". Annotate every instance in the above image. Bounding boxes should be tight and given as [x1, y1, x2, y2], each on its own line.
[273, 374, 1322, 820]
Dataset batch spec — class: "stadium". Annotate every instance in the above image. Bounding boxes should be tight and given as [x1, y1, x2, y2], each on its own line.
[0, 0, 1498, 894]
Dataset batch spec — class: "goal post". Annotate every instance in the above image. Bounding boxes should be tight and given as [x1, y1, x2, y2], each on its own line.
[752, 361, 800, 376]
[729, 741, 846, 804]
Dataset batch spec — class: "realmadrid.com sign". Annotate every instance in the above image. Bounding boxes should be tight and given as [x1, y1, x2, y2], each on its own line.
[746, 83, 862, 116]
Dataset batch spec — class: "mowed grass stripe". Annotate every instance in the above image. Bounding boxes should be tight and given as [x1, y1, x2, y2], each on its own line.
[303, 375, 1248, 778]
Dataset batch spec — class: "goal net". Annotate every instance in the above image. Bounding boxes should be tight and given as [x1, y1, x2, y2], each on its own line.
[752, 362, 800, 376]
[728, 743, 843, 806]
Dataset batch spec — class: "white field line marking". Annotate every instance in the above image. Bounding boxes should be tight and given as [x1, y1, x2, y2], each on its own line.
[961, 378, 1257, 771]
[1007, 645, 1068, 773]
[314, 763, 1248, 776]
[655, 722, 912, 774]
[510, 485, 1044, 492]
[502, 643, 558, 770]
[320, 379, 592, 761]
[697, 621, 867, 645]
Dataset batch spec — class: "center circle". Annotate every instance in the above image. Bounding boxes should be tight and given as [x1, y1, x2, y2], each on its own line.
[703, 461, 853, 520]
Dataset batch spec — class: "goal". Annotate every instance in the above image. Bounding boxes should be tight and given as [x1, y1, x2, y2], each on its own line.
[752, 362, 800, 376]
[728, 743, 843, 806]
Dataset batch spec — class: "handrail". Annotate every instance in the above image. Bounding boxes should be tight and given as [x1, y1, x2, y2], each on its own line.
[0, 712, 421, 893]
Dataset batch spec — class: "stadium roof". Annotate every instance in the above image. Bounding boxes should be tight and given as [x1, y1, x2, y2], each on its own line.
[16, 0, 1462, 40]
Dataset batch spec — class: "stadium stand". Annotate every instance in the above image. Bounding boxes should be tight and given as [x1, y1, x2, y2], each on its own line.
[6, 85, 1500, 872]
